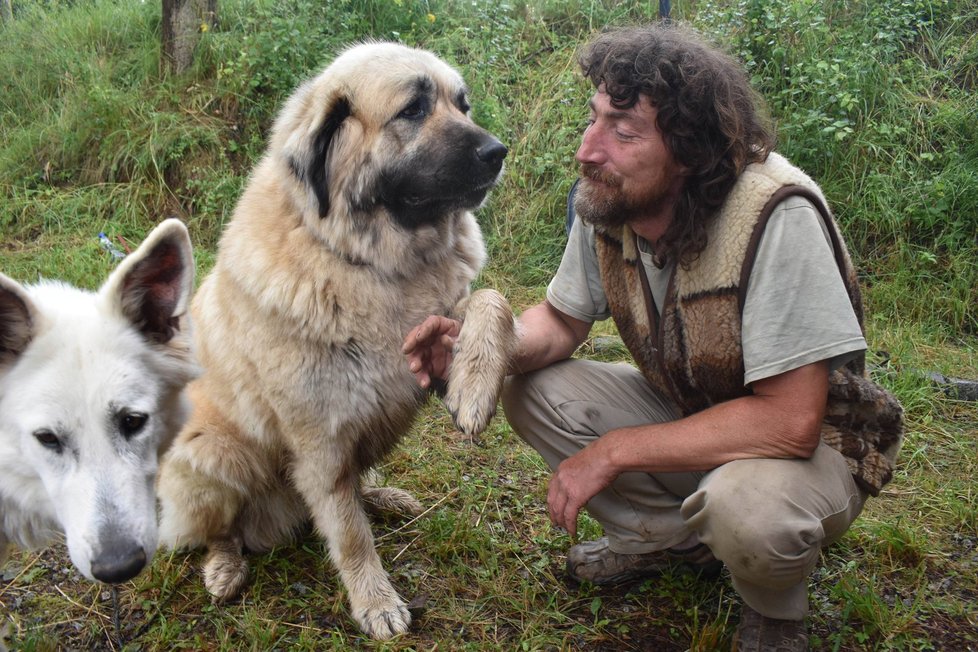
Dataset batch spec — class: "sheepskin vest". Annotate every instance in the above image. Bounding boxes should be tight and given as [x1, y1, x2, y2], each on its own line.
[593, 153, 903, 495]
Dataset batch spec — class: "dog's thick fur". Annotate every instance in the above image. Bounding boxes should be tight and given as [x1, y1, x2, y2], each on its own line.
[0, 219, 196, 584]
[156, 42, 515, 639]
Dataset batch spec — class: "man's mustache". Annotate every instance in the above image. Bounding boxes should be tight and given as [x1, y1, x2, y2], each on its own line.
[580, 164, 623, 188]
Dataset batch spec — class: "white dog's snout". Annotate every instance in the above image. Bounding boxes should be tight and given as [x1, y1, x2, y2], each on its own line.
[90, 535, 148, 584]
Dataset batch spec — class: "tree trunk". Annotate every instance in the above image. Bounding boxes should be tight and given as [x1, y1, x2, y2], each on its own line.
[161, 0, 217, 74]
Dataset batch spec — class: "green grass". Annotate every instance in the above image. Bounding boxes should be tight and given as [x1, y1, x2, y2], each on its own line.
[1, 0, 977, 650]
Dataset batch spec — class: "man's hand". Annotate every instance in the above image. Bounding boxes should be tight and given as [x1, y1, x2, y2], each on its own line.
[547, 439, 619, 540]
[402, 315, 461, 389]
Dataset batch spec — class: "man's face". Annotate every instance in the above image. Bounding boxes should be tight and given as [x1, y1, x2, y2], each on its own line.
[574, 89, 686, 230]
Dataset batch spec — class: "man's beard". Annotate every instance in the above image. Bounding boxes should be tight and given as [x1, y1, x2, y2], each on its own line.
[574, 164, 633, 230]
[574, 163, 676, 231]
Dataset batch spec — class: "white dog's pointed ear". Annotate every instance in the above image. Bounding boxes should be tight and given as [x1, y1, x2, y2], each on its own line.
[101, 219, 195, 344]
[0, 273, 37, 366]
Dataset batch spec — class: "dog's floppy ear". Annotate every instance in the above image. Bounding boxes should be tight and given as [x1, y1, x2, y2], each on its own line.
[288, 96, 351, 219]
[101, 218, 195, 345]
[0, 273, 37, 367]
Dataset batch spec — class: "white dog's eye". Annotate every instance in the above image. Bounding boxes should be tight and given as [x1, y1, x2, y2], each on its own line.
[33, 429, 63, 454]
[119, 411, 149, 438]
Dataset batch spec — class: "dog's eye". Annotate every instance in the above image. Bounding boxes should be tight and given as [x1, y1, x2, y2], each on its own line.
[33, 429, 63, 454]
[456, 95, 471, 113]
[398, 98, 429, 120]
[119, 411, 149, 438]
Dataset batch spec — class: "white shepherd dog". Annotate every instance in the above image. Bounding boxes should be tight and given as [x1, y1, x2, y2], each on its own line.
[0, 219, 197, 584]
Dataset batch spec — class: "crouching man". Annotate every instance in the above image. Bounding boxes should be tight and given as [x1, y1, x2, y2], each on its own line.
[404, 22, 903, 651]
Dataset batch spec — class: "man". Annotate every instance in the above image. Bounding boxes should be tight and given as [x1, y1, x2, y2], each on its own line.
[403, 23, 902, 651]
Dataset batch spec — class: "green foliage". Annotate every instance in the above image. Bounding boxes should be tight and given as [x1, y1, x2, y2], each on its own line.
[699, 0, 978, 334]
[0, 0, 976, 650]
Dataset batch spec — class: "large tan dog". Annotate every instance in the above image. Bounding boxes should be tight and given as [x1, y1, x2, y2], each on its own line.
[156, 42, 515, 639]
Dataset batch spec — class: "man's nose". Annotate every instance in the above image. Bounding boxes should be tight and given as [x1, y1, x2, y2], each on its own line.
[575, 125, 604, 165]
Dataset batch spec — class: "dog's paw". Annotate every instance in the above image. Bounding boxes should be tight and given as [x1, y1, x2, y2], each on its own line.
[443, 288, 515, 437]
[361, 486, 423, 518]
[443, 342, 505, 436]
[444, 378, 498, 437]
[203, 541, 249, 602]
[352, 595, 412, 640]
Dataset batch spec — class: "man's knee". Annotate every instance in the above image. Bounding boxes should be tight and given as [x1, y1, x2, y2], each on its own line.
[682, 463, 827, 589]
[501, 371, 539, 437]
[501, 361, 578, 430]
[500, 373, 529, 417]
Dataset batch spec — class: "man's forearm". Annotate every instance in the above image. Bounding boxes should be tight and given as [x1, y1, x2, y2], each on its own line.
[508, 301, 591, 375]
[599, 360, 830, 474]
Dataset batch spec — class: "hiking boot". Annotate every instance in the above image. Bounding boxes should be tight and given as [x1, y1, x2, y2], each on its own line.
[732, 604, 808, 652]
[565, 536, 722, 585]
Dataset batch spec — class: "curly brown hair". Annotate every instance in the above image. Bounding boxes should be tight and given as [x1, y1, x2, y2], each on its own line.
[578, 22, 776, 267]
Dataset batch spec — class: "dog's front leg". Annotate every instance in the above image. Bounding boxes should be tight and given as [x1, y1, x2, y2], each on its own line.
[203, 534, 248, 601]
[443, 288, 516, 437]
[292, 456, 410, 640]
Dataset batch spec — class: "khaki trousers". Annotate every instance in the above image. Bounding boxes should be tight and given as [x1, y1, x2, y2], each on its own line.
[501, 358, 866, 620]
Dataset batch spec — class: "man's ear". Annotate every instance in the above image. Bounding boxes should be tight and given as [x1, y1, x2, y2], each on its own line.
[0, 273, 37, 367]
[101, 219, 195, 344]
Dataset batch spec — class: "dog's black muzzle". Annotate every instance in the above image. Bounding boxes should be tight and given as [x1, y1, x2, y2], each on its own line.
[380, 125, 508, 228]
[476, 138, 508, 169]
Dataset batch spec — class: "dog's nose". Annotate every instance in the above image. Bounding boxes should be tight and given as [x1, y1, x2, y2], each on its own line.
[91, 542, 147, 584]
[476, 140, 508, 167]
